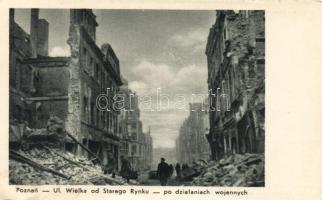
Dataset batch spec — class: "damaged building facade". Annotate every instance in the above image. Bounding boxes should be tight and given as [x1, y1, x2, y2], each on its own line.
[66, 9, 123, 168]
[9, 9, 147, 170]
[118, 81, 153, 170]
[9, 9, 70, 135]
[206, 10, 265, 160]
[176, 103, 211, 164]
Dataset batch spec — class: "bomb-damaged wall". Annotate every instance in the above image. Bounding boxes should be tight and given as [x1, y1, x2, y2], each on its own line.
[23, 58, 70, 97]
[65, 24, 82, 144]
[214, 10, 265, 123]
[9, 9, 71, 130]
[27, 99, 68, 128]
[206, 10, 265, 159]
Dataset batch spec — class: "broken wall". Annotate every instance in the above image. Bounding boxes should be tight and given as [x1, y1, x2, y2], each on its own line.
[23, 58, 70, 97]
[206, 10, 265, 159]
[35, 66, 69, 96]
[65, 24, 82, 146]
[31, 100, 68, 128]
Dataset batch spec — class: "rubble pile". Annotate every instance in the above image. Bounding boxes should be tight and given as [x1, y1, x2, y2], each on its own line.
[190, 153, 264, 187]
[9, 116, 138, 185]
[23, 116, 66, 143]
[9, 146, 128, 185]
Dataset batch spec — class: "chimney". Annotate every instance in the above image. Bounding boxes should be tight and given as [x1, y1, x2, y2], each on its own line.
[30, 9, 39, 58]
[36, 19, 49, 56]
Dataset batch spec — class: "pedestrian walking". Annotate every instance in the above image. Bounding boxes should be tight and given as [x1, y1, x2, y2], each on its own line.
[107, 153, 116, 178]
[157, 157, 170, 186]
[120, 156, 131, 183]
[175, 163, 181, 178]
[169, 164, 174, 177]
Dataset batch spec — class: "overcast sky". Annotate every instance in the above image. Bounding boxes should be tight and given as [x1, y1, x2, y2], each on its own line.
[14, 9, 216, 148]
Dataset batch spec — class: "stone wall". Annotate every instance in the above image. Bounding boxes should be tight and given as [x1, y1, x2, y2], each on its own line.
[22, 58, 70, 97]
[65, 24, 82, 144]
[206, 10, 265, 160]
[31, 99, 68, 128]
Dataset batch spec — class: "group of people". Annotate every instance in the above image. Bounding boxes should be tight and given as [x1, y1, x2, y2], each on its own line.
[103, 155, 190, 186]
[156, 158, 189, 186]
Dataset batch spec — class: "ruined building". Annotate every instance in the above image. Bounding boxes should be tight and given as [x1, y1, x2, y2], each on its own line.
[118, 81, 153, 170]
[9, 9, 69, 129]
[205, 11, 265, 160]
[138, 129, 153, 170]
[9, 9, 123, 169]
[176, 103, 211, 164]
[143, 130, 153, 170]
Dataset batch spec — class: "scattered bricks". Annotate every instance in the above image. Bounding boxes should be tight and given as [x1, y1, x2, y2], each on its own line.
[9, 145, 133, 185]
[47, 116, 65, 133]
[190, 153, 264, 187]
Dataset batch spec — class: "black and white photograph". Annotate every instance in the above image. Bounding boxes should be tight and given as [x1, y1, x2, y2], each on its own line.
[9, 9, 265, 187]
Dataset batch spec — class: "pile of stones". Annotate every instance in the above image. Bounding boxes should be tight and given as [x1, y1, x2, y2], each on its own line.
[9, 147, 129, 185]
[189, 153, 264, 187]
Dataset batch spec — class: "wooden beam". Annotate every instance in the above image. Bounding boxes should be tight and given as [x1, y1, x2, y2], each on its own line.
[42, 146, 90, 170]
[24, 96, 68, 101]
[9, 150, 70, 179]
[65, 131, 102, 164]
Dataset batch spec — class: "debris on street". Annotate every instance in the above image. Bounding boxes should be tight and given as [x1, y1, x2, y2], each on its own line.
[186, 153, 264, 187]
[9, 117, 137, 185]
[9, 145, 134, 185]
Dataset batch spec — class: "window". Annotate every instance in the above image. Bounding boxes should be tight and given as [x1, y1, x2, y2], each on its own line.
[83, 96, 88, 122]
[113, 115, 118, 135]
[95, 63, 99, 79]
[101, 71, 105, 91]
[103, 73, 107, 91]
[65, 142, 76, 153]
[133, 130, 138, 141]
[90, 102, 95, 124]
[229, 69, 234, 99]
[101, 111, 105, 130]
[10, 59, 19, 88]
[83, 48, 87, 68]
[89, 57, 93, 75]
[82, 138, 88, 146]
[106, 112, 110, 130]
[18, 63, 24, 90]
[97, 66, 101, 84]
[111, 84, 115, 97]
[109, 112, 112, 132]
[105, 112, 109, 130]
[96, 108, 99, 127]
[132, 145, 137, 156]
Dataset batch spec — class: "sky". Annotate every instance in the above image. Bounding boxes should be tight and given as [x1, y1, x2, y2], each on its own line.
[14, 9, 216, 149]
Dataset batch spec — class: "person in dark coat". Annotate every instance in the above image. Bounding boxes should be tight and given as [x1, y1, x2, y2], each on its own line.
[107, 153, 116, 178]
[120, 156, 131, 183]
[157, 157, 170, 186]
[175, 163, 181, 178]
[169, 164, 174, 177]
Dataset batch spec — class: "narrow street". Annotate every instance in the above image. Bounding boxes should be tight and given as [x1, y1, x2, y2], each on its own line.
[137, 171, 181, 186]
[9, 9, 265, 187]
[137, 171, 159, 186]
